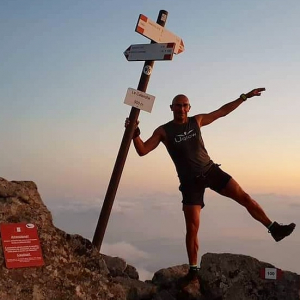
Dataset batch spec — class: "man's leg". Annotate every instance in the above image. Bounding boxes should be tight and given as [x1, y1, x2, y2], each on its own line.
[218, 178, 295, 241]
[218, 178, 271, 227]
[178, 204, 201, 286]
[183, 204, 201, 265]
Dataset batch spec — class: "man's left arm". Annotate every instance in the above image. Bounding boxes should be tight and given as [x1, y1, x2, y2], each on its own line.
[196, 88, 266, 127]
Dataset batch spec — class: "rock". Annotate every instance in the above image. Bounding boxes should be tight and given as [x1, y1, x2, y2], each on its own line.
[151, 254, 300, 300]
[152, 289, 176, 300]
[152, 264, 190, 288]
[152, 264, 203, 299]
[102, 254, 139, 279]
[125, 264, 140, 280]
[113, 277, 157, 300]
[0, 178, 126, 300]
[199, 252, 300, 300]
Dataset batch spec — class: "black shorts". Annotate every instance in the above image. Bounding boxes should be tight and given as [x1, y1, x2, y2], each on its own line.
[179, 164, 232, 207]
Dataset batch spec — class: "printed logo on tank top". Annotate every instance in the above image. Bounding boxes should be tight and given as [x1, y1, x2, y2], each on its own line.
[174, 129, 197, 143]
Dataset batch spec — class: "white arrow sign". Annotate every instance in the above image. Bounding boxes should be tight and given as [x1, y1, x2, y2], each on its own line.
[124, 88, 155, 113]
[135, 14, 185, 55]
[124, 43, 175, 61]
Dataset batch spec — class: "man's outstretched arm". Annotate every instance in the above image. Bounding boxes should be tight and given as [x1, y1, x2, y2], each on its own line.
[196, 88, 266, 127]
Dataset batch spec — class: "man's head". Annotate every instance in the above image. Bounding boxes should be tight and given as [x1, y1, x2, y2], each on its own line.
[170, 94, 191, 122]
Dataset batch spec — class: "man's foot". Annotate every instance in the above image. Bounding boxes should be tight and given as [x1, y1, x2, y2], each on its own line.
[178, 267, 199, 288]
[269, 221, 296, 242]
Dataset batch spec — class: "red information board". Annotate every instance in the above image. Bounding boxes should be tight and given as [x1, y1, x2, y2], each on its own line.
[0, 223, 44, 268]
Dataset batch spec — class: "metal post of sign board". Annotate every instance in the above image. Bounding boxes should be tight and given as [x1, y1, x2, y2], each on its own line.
[92, 10, 169, 251]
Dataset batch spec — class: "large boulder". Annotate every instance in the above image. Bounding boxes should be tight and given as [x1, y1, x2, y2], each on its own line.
[0, 178, 135, 299]
[199, 252, 300, 300]
[151, 254, 300, 299]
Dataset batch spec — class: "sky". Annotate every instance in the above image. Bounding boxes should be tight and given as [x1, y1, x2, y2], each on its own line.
[1, 0, 300, 280]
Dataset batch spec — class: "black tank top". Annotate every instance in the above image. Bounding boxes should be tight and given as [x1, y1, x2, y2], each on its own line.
[163, 116, 213, 181]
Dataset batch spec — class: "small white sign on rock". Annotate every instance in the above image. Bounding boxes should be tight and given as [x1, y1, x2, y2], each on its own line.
[261, 267, 283, 280]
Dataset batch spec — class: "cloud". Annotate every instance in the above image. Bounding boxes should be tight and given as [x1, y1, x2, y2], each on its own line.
[288, 202, 300, 208]
[136, 267, 153, 281]
[102, 241, 150, 262]
[111, 200, 135, 213]
[102, 242, 156, 281]
[46, 197, 102, 213]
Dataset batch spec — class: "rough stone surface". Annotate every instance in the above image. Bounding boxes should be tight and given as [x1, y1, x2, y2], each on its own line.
[102, 254, 139, 279]
[0, 177, 299, 300]
[199, 252, 300, 300]
[0, 178, 127, 300]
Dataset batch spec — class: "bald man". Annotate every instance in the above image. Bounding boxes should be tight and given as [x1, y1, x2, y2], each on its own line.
[126, 88, 295, 287]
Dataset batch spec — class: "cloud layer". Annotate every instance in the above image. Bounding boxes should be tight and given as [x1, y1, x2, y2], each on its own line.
[46, 191, 300, 280]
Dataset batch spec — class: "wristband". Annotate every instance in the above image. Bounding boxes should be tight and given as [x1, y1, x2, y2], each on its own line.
[240, 93, 247, 101]
[133, 127, 140, 139]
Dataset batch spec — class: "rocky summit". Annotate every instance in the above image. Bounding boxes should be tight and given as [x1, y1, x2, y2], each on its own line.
[0, 177, 299, 300]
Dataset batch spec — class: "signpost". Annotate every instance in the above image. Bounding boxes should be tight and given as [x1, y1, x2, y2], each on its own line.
[0, 223, 44, 269]
[135, 14, 185, 54]
[92, 10, 184, 251]
[124, 43, 175, 61]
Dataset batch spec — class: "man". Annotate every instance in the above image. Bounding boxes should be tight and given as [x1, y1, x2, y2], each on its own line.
[126, 88, 296, 285]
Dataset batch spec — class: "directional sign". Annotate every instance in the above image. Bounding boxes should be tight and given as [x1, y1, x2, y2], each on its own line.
[124, 43, 175, 61]
[135, 14, 185, 54]
[124, 88, 155, 113]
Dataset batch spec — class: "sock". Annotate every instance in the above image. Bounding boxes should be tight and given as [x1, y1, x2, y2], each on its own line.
[268, 222, 274, 230]
[189, 265, 198, 271]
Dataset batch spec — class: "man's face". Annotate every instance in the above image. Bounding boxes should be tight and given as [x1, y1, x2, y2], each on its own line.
[170, 95, 191, 120]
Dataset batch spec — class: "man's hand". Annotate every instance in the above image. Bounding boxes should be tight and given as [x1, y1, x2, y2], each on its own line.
[124, 118, 139, 128]
[246, 88, 266, 99]
[125, 118, 140, 139]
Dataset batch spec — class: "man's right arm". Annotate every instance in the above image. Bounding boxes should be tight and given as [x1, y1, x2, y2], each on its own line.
[132, 126, 163, 156]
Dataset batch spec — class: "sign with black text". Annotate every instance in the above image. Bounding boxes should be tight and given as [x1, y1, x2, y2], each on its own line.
[124, 88, 155, 113]
[124, 43, 175, 61]
[260, 267, 283, 280]
[0, 223, 44, 269]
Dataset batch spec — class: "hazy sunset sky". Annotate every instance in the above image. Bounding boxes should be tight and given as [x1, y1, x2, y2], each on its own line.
[1, 0, 299, 280]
